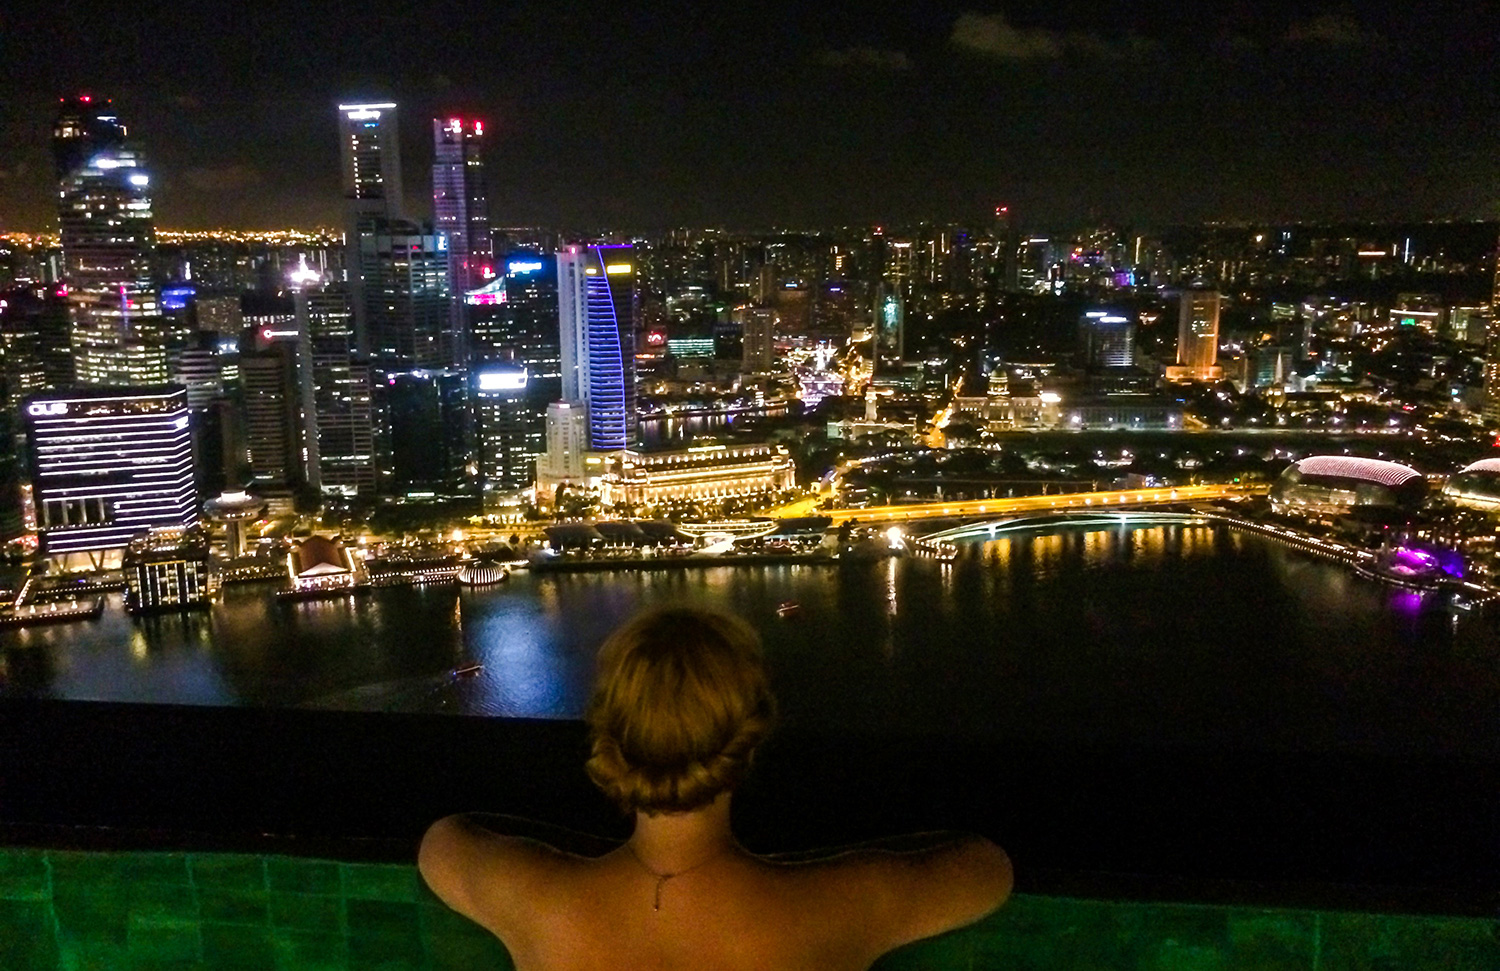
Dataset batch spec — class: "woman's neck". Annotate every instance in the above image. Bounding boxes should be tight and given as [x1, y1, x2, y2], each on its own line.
[628, 792, 736, 871]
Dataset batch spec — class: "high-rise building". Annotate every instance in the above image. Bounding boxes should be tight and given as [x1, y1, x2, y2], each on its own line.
[338, 101, 403, 353]
[382, 369, 471, 496]
[238, 346, 302, 494]
[1485, 245, 1500, 424]
[873, 282, 904, 363]
[535, 400, 591, 501]
[0, 286, 73, 407]
[1079, 310, 1135, 369]
[1168, 289, 1222, 382]
[54, 96, 168, 386]
[292, 282, 377, 496]
[360, 223, 454, 369]
[23, 386, 197, 560]
[432, 116, 491, 354]
[557, 245, 638, 451]
[473, 364, 539, 497]
[741, 307, 777, 375]
[468, 254, 561, 390]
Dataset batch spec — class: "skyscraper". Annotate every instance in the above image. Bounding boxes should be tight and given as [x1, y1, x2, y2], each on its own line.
[292, 281, 377, 495]
[1170, 289, 1222, 382]
[338, 101, 403, 354]
[473, 365, 540, 497]
[432, 116, 491, 354]
[239, 346, 302, 495]
[1079, 310, 1135, 369]
[557, 245, 638, 451]
[741, 307, 777, 375]
[24, 386, 197, 561]
[360, 224, 454, 369]
[872, 281, 904, 364]
[54, 96, 167, 386]
[1485, 242, 1500, 425]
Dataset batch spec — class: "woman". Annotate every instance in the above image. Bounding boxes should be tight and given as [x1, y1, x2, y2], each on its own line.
[420, 606, 1012, 970]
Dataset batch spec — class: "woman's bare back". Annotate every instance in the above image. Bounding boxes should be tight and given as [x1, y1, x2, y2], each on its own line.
[420, 815, 1012, 971]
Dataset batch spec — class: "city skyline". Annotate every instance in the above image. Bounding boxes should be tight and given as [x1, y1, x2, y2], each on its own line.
[4, 2, 1500, 232]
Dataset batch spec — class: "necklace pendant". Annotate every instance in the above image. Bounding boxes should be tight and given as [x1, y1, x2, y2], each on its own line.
[653, 877, 665, 912]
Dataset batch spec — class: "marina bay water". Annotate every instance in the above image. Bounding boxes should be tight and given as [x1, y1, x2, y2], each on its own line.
[2, 523, 1496, 759]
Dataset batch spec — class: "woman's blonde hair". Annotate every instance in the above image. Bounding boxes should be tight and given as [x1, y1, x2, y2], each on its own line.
[585, 607, 775, 814]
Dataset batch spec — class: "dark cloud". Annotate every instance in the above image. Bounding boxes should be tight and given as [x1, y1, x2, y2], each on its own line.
[180, 164, 262, 192]
[1286, 13, 1383, 47]
[818, 47, 913, 71]
[950, 11, 1158, 62]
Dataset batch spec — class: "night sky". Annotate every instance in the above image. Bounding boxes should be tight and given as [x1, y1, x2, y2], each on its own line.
[3, 1, 1499, 232]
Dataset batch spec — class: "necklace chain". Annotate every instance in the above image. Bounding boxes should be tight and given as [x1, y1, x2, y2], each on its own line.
[624, 841, 727, 913]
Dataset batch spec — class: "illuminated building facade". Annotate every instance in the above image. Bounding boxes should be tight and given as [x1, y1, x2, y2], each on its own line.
[1269, 455, 1427, 518]
[557, 245, 638, 451]
[360, 224, 453, 369]
[1441, 458, 1500, 511]
[432, 117, 491, 342]
[1486, 249, 1500, 424]
[1079, 310, 1135, 369]
[123, 528, 211, 613]
[535, 400, 591, 502]
[287, 535, 359, 593]
[740, 306, 777, 374]
[473, 365, 541, 496]
[872, 282, 904, 363]
[54, 96, 167, 386]
[338, 101, 403, 354]
[382, 369, 471, 496]
[1167, 289, 1222, 382]
[597, 443, 795, 510]
[0, 288, 73, 407]
[467, 254, 562, 389]
[239, 347, 302, 494]
[24, 386, 198, 559]
[293, 283, 376, 495]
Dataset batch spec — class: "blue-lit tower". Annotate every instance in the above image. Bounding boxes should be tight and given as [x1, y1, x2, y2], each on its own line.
[557, 244, 637, 451]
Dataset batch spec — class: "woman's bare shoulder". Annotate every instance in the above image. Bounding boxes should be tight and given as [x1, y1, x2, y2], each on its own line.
[418, 815, 600, 929]
[756, 835, 1012, 953]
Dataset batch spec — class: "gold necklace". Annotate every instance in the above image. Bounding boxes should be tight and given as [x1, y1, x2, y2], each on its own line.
[624, 840, 728, 913]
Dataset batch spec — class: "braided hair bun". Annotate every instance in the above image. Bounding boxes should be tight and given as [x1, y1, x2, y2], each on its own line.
[585, 607, 776, 814]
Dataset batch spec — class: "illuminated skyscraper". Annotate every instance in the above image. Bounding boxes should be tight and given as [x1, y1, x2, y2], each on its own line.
[741, 307, 777, 374]
[291, 280, 376, 495]
[473, 364, 540, 496]
[360, 224, 454, 369]
[23, 386, 197, 561]
[432, 116, 491, 351]
[1170, 289, 1222, 381]
[54, 96, 167, 386]
[337, 101, 403, 353]
[1079, 310, 1135, 369]
[557, 245, 638, 451]
[1485, 241, 1500, 424]
[872, 282, 904, 364]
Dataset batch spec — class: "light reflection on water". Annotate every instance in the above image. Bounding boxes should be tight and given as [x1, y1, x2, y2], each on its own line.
[2, 524, 1496, 758]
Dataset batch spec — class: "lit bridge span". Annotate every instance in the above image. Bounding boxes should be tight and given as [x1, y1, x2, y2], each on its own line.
[817, 483, 1267, 528]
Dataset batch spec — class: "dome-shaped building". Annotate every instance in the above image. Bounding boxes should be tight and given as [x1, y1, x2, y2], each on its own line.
[1440, 458, 1500, 511]
[1269, 455, 1427, 517]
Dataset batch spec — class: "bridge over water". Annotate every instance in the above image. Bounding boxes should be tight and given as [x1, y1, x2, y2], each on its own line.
[815, 483, 1266, 528]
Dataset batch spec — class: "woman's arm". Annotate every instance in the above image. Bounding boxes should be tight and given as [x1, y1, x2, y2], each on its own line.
[418, 814, 581, 932]
[841, 834, 1013, 955]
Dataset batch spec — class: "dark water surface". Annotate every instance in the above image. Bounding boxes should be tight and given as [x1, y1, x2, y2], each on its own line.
[3, 524, 1496, 759]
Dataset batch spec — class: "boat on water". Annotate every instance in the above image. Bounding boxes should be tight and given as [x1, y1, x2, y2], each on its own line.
[457, 561, 510, 587]
[776, 601, 801, 617]
[453, 662, 484, 678]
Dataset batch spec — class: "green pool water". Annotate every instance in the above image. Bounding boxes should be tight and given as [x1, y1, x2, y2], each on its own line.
[0, 848, 1494, 969]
